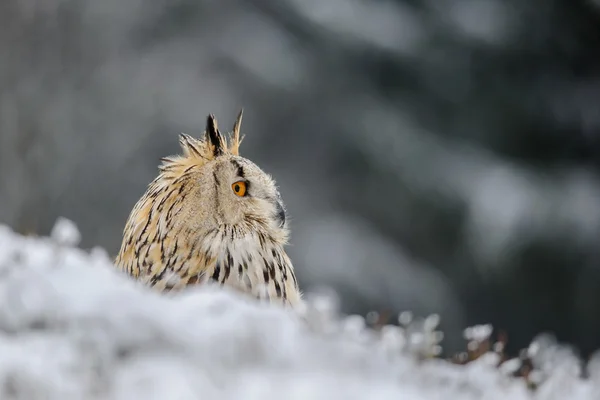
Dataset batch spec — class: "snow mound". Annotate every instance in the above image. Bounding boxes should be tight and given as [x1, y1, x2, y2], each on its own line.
[0, 220, 597, 399]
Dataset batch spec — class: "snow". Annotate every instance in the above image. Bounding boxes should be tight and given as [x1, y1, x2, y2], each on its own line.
[0, 220, 598, 399]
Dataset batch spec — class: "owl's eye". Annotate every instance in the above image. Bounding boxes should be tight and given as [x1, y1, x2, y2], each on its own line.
[232, 181, 247, 197]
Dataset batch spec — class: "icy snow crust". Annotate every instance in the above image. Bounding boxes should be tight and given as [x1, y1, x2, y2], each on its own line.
[0, 220, 598, 399]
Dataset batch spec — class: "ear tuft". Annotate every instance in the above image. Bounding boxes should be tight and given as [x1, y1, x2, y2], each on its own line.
[205, 114, 226, 157]
[174, 111, 246, 168]
[229, 108, 244, 156]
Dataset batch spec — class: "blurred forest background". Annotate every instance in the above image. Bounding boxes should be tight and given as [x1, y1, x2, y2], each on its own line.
[2, 0, 600, 356]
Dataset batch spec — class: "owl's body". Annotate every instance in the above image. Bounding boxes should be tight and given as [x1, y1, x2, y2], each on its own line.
[115, 112, 301, 307]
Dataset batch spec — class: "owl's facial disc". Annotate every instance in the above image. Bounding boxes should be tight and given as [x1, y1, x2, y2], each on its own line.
[214, 156, 288, 231]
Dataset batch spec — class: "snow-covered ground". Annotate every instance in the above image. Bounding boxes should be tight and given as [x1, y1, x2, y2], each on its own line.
[0, 218, 598, 399]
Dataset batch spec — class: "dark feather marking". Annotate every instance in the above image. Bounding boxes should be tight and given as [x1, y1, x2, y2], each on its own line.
[224, 250, 233, 281]
[186, 239, 199, 261]
[138, 238, 149, 255]
[274, 281, 282, 297]
[264, 259, 276, 283]
[160, 240, 166, 263]
[258, 233, 265, 248]
[231, 160, 245, 178]
[172, 257, 187, 273]
[139, 208, 153, 238]
[268, 262, 276, 281]
[263, 269, 269, 283]
[134, 239, 146, 259]
[156, 195, 168, 213]
[183, 165, 196, 174]
[212, 262, 221, 281]
[165, 197, 180, 221]
[212, 171, 221, 217]
[172, 240, 178, 258]
[149, 229, 159, 245]
[150, 267, 167, 285]
[226, 250, 234, 268]
[279, 262, 288, 281]
[157, 187, 178, 212]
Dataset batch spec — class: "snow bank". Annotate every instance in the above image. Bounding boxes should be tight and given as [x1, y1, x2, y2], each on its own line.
[0, 218, 597, 399]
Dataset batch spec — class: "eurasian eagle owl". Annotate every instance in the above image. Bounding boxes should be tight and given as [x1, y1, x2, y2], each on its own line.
[115, 111, 301, 307]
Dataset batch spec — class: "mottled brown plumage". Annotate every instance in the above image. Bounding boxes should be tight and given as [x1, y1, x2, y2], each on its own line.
[115, 111, 301, 307]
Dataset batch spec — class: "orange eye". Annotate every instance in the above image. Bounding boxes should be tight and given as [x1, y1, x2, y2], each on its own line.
[232, 181, 247, 197]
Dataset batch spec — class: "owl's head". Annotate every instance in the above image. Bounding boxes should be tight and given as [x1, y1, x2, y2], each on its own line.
[156, 111, 288, 243]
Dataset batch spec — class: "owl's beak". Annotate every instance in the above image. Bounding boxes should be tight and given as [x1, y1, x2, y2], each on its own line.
[275, 200, 286, 228]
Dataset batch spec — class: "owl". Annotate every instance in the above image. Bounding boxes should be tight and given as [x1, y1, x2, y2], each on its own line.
[115, 111, 301, 307]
